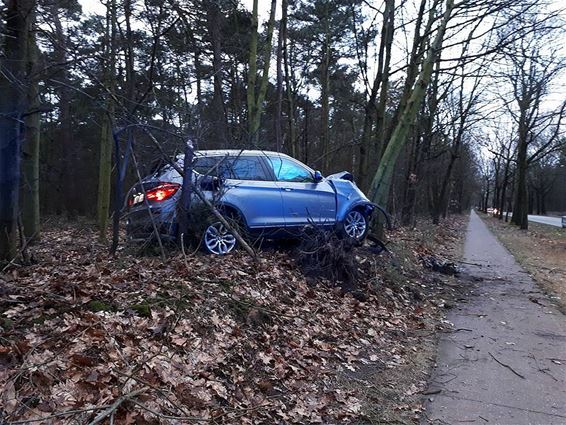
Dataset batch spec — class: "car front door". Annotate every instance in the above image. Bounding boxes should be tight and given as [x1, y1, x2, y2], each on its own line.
[266, 156, 336, 227]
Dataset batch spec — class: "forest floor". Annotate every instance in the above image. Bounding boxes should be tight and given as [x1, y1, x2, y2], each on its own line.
[482, 214, 566, 310]
[1, 215, 466, 424]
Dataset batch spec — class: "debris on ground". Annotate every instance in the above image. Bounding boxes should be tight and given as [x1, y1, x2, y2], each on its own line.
[0, 216, 467, 424]
[419, 254, 460, 276]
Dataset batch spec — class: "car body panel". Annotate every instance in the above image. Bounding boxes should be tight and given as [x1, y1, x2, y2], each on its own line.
[220, 179, 285, 228]
[326, 176, 375, 222]
[277, 181, 336, 225]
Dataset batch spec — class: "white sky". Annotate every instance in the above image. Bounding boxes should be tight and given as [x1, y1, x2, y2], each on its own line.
[79, 0, 278, 21]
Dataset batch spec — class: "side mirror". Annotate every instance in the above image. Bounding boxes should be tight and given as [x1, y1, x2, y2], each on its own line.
[313, 170, 323, 183]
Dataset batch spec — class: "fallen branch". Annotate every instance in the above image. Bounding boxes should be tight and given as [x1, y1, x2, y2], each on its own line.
[8, 406, 111, 424]
[88, 387, 148, 425]
[129, 399, 208, 422]
[488, 352, 525, 379]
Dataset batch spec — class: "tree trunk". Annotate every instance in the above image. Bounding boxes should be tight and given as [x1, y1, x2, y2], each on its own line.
[97, 0, 116, 242]
[432, 153, 457, 224]
[0, 0, 34, 261]
[247, 0, 277, 146]
[511, 116, 529, 229]
[207, 2, 228, 148]
[358, 0, 395, 191]
[50, 4, 75, 216]
[320, 34, 331, 171]
[178, 142, 194, 245]
[368, 0, 455, 208]
[274, 0, 287, 152]
[21, 32, 41, 242]
[283, 2, 297, 158]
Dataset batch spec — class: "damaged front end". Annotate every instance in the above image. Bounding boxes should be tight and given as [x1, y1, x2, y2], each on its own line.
[326, 171, 391, 230]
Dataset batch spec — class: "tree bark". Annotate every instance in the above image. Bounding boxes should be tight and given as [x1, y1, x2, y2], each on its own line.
[97, 0, 117, 242]
[274, 0, 287, 152]
[247, 0, 277, 146]
[206, 2, 228, 148]
[21, 30, 41, 242]
[320, 25, 331, 171]
[0, 0, 34, 261]
[283, 1, 297, 158]
[50, 4, 75, 216]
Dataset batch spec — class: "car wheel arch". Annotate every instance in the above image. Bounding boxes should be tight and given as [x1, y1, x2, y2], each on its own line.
[215, 203, 249, 228]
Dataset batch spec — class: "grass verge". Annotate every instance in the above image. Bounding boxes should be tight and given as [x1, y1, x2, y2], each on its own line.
[481, 214, 566, 308]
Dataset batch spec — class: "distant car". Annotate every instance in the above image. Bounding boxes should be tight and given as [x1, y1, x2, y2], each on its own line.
[124, 150, 378, 255]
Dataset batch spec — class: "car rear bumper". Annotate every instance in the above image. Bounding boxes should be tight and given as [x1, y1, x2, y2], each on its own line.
[125, 207, 177, 241]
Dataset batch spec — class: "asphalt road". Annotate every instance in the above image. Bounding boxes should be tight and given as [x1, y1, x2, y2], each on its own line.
[423, 210, 566, 424]
[528, 214, 564, 228]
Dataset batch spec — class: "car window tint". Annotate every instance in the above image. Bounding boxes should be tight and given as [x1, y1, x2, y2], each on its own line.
[269, 157, 313, 182]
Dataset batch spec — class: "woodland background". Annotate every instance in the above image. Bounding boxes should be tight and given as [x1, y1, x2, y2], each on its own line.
[1, 0, 566, 261]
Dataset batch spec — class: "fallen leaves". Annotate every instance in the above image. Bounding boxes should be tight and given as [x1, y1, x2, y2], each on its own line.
[0, 216, 467, 424]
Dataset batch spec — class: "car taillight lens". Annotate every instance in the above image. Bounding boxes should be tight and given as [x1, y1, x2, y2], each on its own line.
[145, 183, 180, 202]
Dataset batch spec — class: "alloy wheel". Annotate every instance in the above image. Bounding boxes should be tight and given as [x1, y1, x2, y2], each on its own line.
[204, 222, 237, 255]
[344, 210, 367, 240]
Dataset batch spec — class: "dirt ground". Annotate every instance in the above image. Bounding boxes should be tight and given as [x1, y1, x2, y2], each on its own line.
[0, 216, 467, 424]
[482, 214, 566, 309]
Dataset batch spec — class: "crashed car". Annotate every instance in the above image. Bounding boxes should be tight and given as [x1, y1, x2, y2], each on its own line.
[124, 150, 378, 255]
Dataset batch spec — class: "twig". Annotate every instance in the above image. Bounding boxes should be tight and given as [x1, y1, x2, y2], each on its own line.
[129, 399, 208, 422]
[8, 406, 111, 424]
[488, 352, 525, 379]
[88, 387, 148, 425]
[114, 369, 192, 417]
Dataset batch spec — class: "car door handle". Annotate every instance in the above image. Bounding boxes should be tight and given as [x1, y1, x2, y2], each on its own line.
[282, 187, 293, 192]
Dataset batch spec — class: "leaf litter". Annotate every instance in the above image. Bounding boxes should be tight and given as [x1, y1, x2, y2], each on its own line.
[0, 217, 466, 424]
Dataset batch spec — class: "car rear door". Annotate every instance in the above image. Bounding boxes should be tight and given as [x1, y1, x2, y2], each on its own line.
[266, 155, 336, 227]
[219, 156, 286, 229]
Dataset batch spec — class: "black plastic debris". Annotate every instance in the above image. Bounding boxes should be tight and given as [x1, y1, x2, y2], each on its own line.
[419, 254, 459, 275]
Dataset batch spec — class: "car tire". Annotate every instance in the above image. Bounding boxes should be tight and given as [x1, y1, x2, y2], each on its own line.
[341, 209, 370, 242]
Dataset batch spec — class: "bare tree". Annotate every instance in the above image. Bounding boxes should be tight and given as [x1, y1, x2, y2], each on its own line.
[498, 10, 566, 229]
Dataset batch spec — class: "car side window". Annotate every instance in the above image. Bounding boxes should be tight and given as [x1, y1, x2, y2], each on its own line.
[268, 157, 314, 183]
[229, 157, 268, 180]
[193, 156, 267, 181]
[193, 157, 220, 175]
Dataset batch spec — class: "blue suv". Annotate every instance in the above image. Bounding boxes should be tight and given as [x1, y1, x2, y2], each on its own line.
[125, 150, 377, 255]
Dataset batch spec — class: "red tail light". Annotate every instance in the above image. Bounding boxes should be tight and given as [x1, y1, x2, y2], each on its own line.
[145, 183, 181, 202]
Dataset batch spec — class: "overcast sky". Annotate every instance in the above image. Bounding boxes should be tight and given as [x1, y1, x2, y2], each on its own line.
[78, 0, 277, 21]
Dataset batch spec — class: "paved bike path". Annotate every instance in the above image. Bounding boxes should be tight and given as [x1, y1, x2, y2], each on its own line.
[423, 210, 566, 424]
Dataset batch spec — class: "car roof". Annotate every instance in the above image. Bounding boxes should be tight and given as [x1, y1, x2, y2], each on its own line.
[193, 149, 292, 158]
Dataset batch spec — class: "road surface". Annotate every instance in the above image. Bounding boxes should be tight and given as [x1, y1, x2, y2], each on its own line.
[528, 214, 564, 228]
[423, 210, 566, 424]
